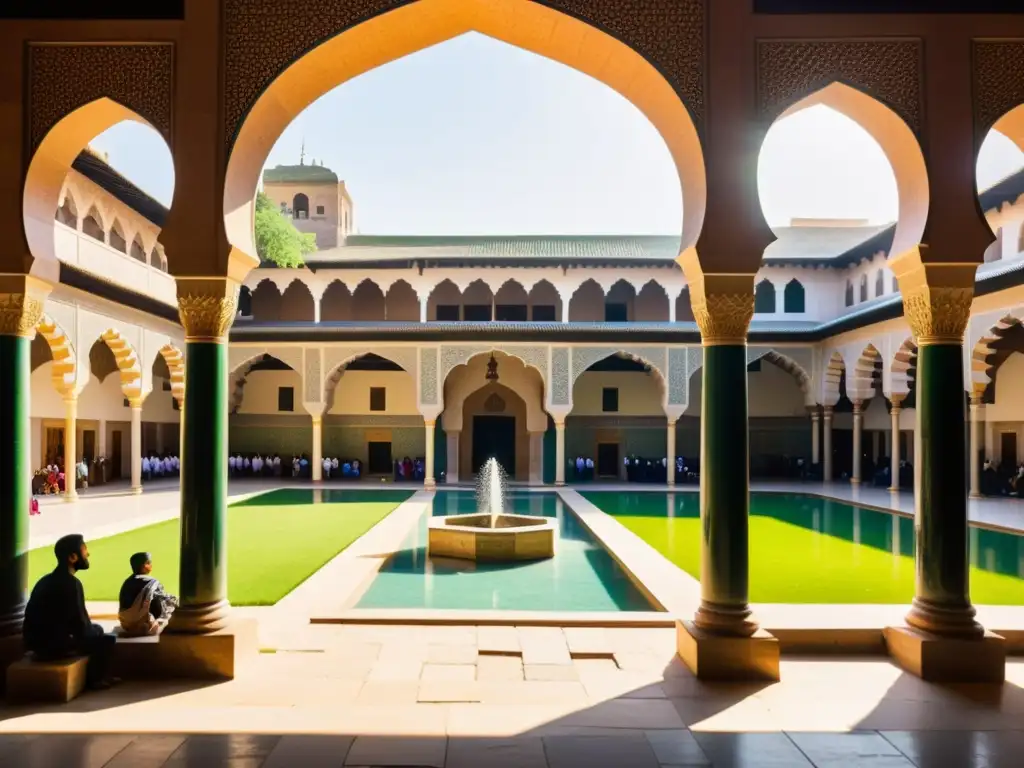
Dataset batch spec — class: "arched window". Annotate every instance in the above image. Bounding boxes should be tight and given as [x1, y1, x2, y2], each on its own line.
[238, 286, 253, 317]
[109, 222, 127, 253]
[783, 279, 805, 314]
[55, 195, 78, 228]
[875, 269, 884, 297]
[859, 274, 868, 303]
[130, 236, 147, 262]
[892, 275, 899, 293]
[754, 279, 775, 314]
[844, 279, 854, 307]
[82, 209, 104, 242]
[292, 193, 309, 220]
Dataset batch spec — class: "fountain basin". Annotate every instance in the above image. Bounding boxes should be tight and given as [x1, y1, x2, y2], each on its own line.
[427, 513, 556, 562]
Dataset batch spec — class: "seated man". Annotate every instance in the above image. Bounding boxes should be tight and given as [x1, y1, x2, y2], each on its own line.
[118, 552, 179, 636]
[23, 534, 118, 690]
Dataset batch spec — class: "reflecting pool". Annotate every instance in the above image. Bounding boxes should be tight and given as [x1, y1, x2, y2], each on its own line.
[583, 491, 1024, 605]
[356, 490, 655, 611]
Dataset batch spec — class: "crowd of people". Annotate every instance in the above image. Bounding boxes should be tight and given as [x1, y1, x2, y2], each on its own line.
[395, 456, 425, 481]
[141, 454, 180, 481]
[227, 452, 364, 479]
[22, 534, 178, 692]
[982, 459, 1024, 496]
[566, 455, 700, 483]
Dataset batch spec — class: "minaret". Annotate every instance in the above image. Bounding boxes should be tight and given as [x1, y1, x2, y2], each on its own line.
[299, 139, 305, 166]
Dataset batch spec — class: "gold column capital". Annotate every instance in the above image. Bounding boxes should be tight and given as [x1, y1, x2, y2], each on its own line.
[177, 277, 240, 342]
[0, 274, 52, 338]
[127, 397, 145, 410]
[892, 261, 976, 346]
[688, 274, 754, 346]
[823, 405, 834, 417]
[423, 419, 435, 428]
[852, 399, 864, 414]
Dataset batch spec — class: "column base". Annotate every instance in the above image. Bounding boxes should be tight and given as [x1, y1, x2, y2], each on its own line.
[131, 485, 143, 496]
[850, 478, 861, 485]
[888, 486, 900, 493]
[166, 598, 232, 635]
[884, 625, 1005, 683]
[676, 620, 780, 682]
[63, 492, 78, 503]
[555, 481, 565, 487]
[424, 479, 436, 490]
[114, 618, 259, 681]
[969, 492, 984, 499]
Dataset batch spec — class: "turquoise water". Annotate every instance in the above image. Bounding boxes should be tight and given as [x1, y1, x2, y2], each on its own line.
[356, 491, 655, 611]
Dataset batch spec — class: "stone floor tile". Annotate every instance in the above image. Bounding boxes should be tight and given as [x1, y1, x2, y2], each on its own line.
[615, 650, 673, 673]
[562, 627, 614, 656]
[0, 735, 37, 762]
[262, 734, 353, 767]
[543, 733, 660, 768]
[672, 693, 782, 732]
[880, 730, 1024, 768]
[518, 626, 572, 665]
[18, 734, 136, 768]
[524, 663, 579, 682]
[477, 654, 524, 682]
[580, 670, 666, 702]
[444, 736, 547, 768]
[103, 735, 188, 768]
[691, 732, 813, 767]
[334, 703, 449, 737]
[378, 641, 431, 663]
[478, 625, 520, 655]
[644, 729, 711, 765]
[787, 731, 913, 767]
[427, 643, 478, 665]
[367, 658, 424, 682]
[422, 663, 476, 682]
[356, 680, 420, 705]
[345, 735, 448, 767]
[163, 734, 282, 765]
[560, 697, 686, 729]
[478, 679, 589, 706]
[447, 703, 580, 737]
[418, 681, 483, 703]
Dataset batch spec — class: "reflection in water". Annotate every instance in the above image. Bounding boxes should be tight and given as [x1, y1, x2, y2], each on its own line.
[583, 491, 1024, 605]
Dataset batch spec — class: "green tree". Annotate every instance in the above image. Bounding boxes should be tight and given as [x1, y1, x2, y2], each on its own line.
[254, 191, 317, 268]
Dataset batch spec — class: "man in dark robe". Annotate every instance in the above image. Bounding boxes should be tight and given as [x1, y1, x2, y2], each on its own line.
[22, 533, 118, 690]
[118, 552, 178, 636]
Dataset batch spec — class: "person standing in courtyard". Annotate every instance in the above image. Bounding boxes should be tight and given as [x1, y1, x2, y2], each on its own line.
[118, 552, 179, 636]
[22, 534, 118, 690]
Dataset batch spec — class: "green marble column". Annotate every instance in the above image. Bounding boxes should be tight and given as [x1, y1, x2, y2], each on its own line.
[167, 281, 237, 634]
[0, 334, 30, 636]
[905, 341, 982, 637]
[693, 343, 756, 636]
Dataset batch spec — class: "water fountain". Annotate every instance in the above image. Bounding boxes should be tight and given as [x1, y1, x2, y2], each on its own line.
[427, 457, 556, 561]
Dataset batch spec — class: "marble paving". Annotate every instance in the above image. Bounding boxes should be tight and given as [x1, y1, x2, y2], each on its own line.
[2, 623, 1024, 766]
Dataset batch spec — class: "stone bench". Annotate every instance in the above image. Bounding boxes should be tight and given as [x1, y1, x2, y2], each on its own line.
[6, 655, 89, 704]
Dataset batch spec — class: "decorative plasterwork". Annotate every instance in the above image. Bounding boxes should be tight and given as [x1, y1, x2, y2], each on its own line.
[747, 346, 772, 365]
[304, 348, 322, 403]
[550, 347, 570, 406]
[972, 40, 1024, 139]
[686, 346, 703, 378]
[420, 347, 439, 406]
[28, 43, 174, 149]
[667, 347, 688, 406]
[222, 0, 704, 147]
[756, 39, 923, 135]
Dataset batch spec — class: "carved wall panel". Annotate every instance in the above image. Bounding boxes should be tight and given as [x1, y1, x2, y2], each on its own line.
[757, 39, 923, 135]
[420, 347, 438, 406]
[667, 346, 688, 406]
[222, 0, 704, 147]
[304, 347, 322, 403]
[550, 347, 570, 406]
[28, 43, 174, 150]
[972, 40, 1024, 139]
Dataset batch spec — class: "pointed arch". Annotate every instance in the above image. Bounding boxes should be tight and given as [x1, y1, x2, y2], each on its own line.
[322, 350, 415, 411]
[849, 343, 882, 400]
[859, 274, 868, 303]
[427, 279, 462, 321]
[251, 278, 283, 321]
[384, 279, 419, 321]
[754, 279, 776, 314]
[321, 279, 353, 322]
[605, 280, 636, 322]
[891, 337, 918, 398]
[55, 188, 79, 228]
[24, 98, 170, 277]
[822, 350, 846, 405]
[874, 269, 885, 298]
[130, 235, 147, 262]
[774, 81, 928, 263]
[636, 280, 670, 322]
[35, 314, 79, 395]
[971, 315, 1024, 394]
[569, 279, 605, 322]
[762, 350, 813, 404]
[158, 344, 185, 403]
[97, 328, 143, 400]
[352, 279, 386, 321]
[82, 206, 105, 242]
[280, 279, 315, 322]
[224, 0, 705, 271]
[783, 278, 805, 313]
[844, 278, 854, 307]
[676, 287, 695, 322]
[109, 219, 128, 253]
[527, 279, 561, 321]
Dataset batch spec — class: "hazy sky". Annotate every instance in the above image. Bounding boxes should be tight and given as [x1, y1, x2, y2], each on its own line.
[91, 32, 1024, 235]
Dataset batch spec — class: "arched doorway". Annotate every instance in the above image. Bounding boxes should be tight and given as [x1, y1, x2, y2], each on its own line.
[441, 352, 547, 483]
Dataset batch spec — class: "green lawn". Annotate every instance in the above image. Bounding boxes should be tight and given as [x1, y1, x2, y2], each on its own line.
[584, 491, 1024, 605]
[29, 489, 412, 606]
